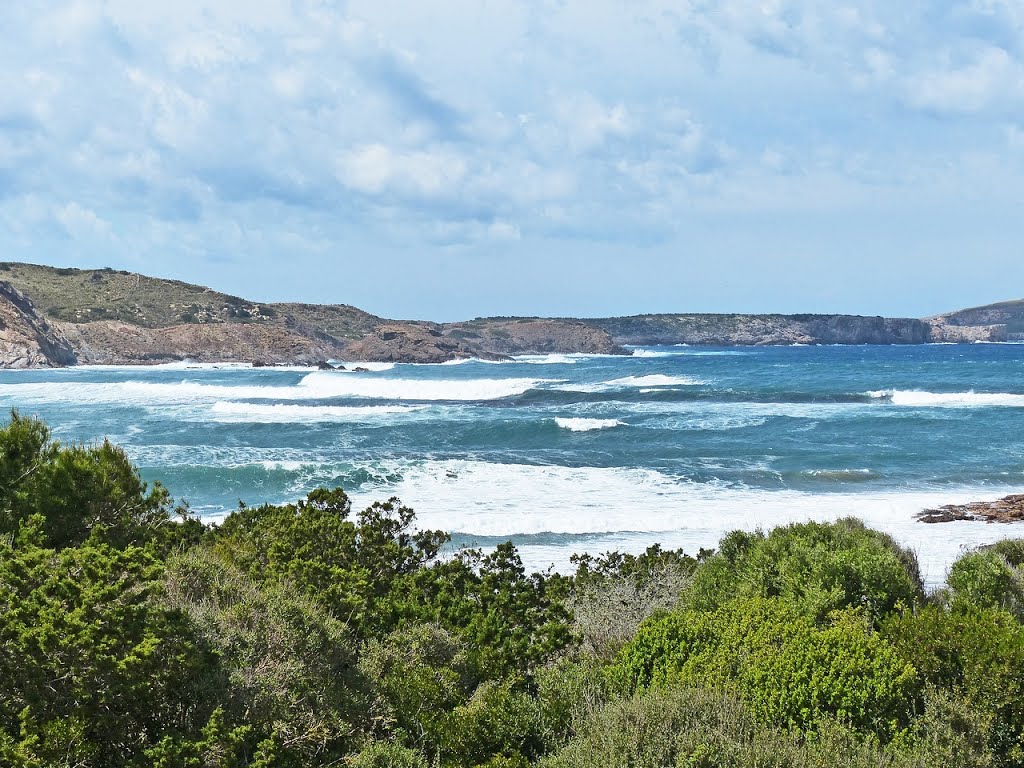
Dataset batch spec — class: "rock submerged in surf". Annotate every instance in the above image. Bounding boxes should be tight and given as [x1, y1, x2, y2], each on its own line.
[918, 494, 1024, 523]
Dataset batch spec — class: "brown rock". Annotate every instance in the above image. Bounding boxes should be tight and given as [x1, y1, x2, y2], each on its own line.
[918, 494, 1024, 524]
[0, 281, 76, 368]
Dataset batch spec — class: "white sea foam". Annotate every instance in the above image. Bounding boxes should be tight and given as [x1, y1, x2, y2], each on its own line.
[0, 374, 550, 405]
[606, 374, 707, 387]
[869, 389, 1024, 407]
[511, 354, 579, 365]
[345, 459, 1022, 586]
[555, 374, 707, 393]
[296, 372, 547, 400]
[629, 349, 686, 358]
[210, 402, 428, 423]
[554, 417, 626, 432]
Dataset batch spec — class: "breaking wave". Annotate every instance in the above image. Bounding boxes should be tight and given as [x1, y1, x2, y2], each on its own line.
[554, 417, 626, 432]
[868, 390, 1024, 408]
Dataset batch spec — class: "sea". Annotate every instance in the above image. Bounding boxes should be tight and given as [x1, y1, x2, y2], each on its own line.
[4, 343, 1024, 587]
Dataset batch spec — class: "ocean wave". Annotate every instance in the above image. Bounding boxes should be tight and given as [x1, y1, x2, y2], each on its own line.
[209, 402, 428, 423]
[0, 374, 552, 405]
[868, 389, 1024, 407]
[554, 417, 626, 432]
[606, 374, 708, 387]
[801, 468, 876, 481]
[512, 354, 579, 365]
[296, 372, 549, 401]
[554, 374, 707, 393]
[629, 349, 685, 358]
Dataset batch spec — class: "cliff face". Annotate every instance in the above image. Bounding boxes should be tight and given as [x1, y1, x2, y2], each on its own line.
[585, 314, 931, 346]
[0, 281, 77, 368]
[925, 298, 1024, 342]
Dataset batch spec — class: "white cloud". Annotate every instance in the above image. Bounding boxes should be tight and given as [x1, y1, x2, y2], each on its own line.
[55, 202, 112, 240]
[904, 46, 1022, 114]
[336, 144, 467, 198]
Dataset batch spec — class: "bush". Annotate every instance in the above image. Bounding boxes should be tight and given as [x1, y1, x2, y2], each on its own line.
[0, 411, 187, 551]
[569, 545, 701, 659]
[0, 534, 224, 767]
[883, 604, 1024, 766]
[614, 596, 919, 740]
[684, 519, 923, 624]
[946, 550, 1024, 617]
[350, 741, 428, 768]
[163, 549, 365, 762]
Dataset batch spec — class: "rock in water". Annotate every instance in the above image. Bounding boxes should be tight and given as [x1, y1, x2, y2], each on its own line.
[918, 494, 1024, 523]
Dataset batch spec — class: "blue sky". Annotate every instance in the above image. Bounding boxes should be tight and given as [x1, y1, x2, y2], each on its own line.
[1, 1, 1022, 320]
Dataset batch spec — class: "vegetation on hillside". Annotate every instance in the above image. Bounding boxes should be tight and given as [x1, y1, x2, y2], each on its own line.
[1, 411, 1021, 766]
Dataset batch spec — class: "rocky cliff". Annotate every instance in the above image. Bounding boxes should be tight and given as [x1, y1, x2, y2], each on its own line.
[924, 299, 1024, 343]
[0, 262, 1020, 368]
[0, 281, 76, 368]
[583, 313, 932, 346]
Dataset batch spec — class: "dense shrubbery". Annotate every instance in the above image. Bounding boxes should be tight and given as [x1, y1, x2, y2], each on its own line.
[1, 411, 1022, 766]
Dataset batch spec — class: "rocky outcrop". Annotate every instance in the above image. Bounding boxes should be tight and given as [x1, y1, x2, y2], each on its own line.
[0, 281, 76, 368]
[584, 314, 931, 346]
[925, 298, 1024, 343]
[927, 324, 1007, 343]
[342, 324, 502, 364]
[918, 494, 1024, 524]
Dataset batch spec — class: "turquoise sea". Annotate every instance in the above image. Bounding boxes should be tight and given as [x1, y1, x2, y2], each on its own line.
[4, 343, 1024, 586]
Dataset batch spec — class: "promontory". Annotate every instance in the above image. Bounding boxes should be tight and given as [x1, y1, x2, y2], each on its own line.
[0, 262, 1020, 368]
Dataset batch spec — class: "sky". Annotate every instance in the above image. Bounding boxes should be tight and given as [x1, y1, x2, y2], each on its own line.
[1, 1, 1022, 321]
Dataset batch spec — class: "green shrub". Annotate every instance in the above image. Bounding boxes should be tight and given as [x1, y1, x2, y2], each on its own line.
[0, 411, 188, 551]
[684, 519, 923, 624]
[614, 596, 919, 740]
[163, 549, 365, 761]
[946, 551, 1024, 617]
[0, 534, 224, 767]
[883, 604, 1024, 766]
[350, 741, 428, 768]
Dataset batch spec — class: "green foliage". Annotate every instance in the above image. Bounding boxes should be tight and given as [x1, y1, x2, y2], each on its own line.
[163, 548, 365, 762]
[350, 741, 428, 768]
[0, 411, 187, 551]
[684, 519, 923, 624]
[883, 604, 1024, 766]
[359, 625, 546, 767]
[539, 686, 991, 768]
[569, 545, 702, 659]
[0, 534, 223, 767]
[614, 596, 919, 740]
[214, 489, 572, 677]
[946, 550, 1024, 616]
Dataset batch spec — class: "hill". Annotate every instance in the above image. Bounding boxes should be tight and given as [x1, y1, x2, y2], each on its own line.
[0, 263, 623, 367]
[0, 262, 1019, 367]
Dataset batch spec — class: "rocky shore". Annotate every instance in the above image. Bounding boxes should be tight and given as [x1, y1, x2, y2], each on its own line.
[918, 494, 1024, 524]
[1, 262, 1022, 367]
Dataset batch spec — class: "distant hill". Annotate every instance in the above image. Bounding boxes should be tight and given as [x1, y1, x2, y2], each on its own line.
[0, 262, 1019, 367]
[0, 263, 622, 367]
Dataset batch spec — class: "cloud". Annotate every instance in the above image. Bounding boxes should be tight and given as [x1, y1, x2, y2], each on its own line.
[0, 1, 1022, 317]
[904, 45, 1023, 114]
[337, 144, 467, 198]
[54, 202, 113, 240]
